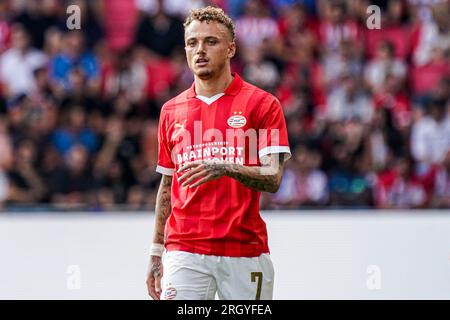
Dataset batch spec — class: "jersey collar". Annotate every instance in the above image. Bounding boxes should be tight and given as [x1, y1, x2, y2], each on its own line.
[187, 73, 243, 99]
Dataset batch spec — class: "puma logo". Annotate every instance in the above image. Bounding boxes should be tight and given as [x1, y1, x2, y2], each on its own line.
[172, 120, 187, 140]
[174, 120, 186, 129]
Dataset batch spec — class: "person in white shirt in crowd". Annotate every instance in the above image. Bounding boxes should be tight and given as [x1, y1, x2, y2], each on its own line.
[431, 149, 450, 208]
[235, 0, 280, 50]
[326, 73, 374, 124]
[411, 98, 450, 166]
[365, 40, 407, 94]
[412, 2, 450, 67]
[0, 23, 47, 98]
[323, 39, 363, 93]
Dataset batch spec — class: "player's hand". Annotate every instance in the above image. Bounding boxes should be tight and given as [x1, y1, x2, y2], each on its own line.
[177, 160, 228, 188]
[146, 255, 163, 300]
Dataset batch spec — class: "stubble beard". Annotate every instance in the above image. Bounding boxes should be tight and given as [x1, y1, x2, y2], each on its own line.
[193, 59, 227, 80]
[196, 68, 213, 80]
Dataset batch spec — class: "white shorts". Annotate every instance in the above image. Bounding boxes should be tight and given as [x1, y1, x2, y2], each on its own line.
[161, 250, 274, 300]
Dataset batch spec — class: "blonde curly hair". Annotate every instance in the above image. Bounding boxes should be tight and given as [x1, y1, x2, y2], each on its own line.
[184, 6, 236, 41]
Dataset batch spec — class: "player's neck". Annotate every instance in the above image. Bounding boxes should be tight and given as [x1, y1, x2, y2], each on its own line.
[194, 69, 233, 98]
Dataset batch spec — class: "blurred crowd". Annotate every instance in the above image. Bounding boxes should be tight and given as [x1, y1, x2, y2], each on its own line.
[0, 0, 449, 211]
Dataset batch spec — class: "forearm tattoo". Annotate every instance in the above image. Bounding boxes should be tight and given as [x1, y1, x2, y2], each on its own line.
[151, 257, 162, 277]
[225, 154, 284, 193]
[153, 175, 172, 244]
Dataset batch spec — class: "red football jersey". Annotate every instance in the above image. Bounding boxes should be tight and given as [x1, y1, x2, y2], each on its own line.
[156, 73, 291, 257]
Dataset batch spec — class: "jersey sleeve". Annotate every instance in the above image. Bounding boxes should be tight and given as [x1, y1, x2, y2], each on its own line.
[156, 107, 175, 176]
[256, 96, 291, 161]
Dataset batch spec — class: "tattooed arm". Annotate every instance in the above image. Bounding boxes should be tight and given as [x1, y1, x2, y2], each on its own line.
[146, 174, 172, 300]
[225, 154, 286, 193]
[152, 174, 173, 244]
[177, 153, 288, 193]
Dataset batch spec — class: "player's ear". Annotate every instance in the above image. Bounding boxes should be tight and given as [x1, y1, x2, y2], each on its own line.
[228, 41, 236, 59]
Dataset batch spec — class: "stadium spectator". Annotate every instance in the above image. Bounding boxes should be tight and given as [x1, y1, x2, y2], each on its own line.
[410, 98, 450, 165]
[126, 185, 148, 210]
[431, 149, 450, 208]
[7, 138, 47, 204]
[72, 0, 104, 50]
[241, 46, 280, 91]
[12, 0, 61, 50]
[0, 24, 47, 97]
[50, 144, 93, 208]
[412, 2, 450, 67]
[0, 117, 12, 207]
[235, 0, 281, 50]
[325, 73, 374, 123]
[92, 114, 140, 195]
[49, 30, 100, 93]
[278, 2, 318, 62]
[43, 27, 63, 57]
[134, 1, 184, 57]
[100, 48, 147, 103]
[102, 0, 136, 52]
[372, 73, 412, 130]
[317, 1, 362, 55]
[326, 122, 374, 208]
[323, 39, 363, 93]
[375, 156, 427, 209]
[270, 144, 328, 208]
[51, 106, 98, 156]
[364, 40, 407, 94]
[368, 107, 406, 171]
[328, 150, 374, 207]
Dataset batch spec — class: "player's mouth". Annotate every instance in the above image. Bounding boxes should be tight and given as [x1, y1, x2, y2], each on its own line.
[195, 58, 209, 67]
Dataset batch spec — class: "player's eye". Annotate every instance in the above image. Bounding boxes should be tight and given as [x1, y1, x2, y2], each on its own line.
[207, 39, 217, 45]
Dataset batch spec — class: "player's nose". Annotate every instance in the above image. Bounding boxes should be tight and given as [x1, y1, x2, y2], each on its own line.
[196, 41, 207, 54]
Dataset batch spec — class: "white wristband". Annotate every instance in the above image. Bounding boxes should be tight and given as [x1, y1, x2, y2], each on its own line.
[150, 243, 164, 257]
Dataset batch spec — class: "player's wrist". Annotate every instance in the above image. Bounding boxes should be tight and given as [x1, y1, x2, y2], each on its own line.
[220, 161, 234, 177]
[150, 243, 164, 257]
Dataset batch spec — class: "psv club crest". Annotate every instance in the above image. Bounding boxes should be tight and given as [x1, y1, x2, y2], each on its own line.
[164, 286, 177, 300]
[227, 112, 247, 128]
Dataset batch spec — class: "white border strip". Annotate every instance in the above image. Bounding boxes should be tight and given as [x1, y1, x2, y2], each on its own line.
[259, 146, 292, 160]
[156, 165, 174, 176]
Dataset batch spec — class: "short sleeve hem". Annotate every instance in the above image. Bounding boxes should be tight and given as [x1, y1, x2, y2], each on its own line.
[156, 165, 175, 176]
[258, 146, 292, 160]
